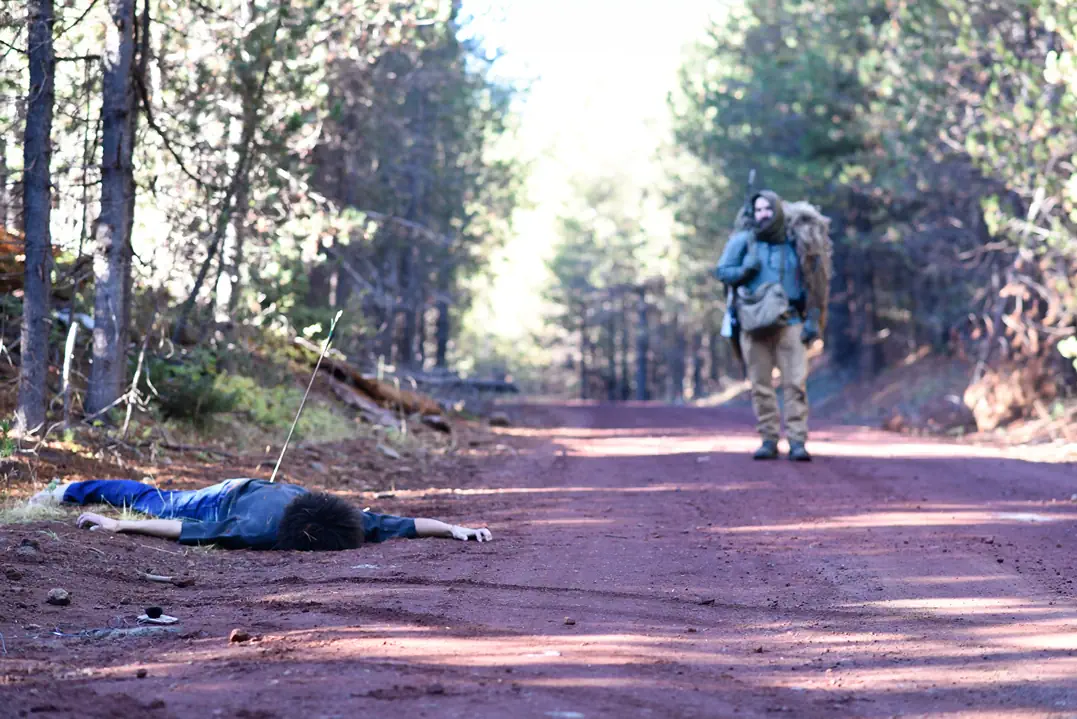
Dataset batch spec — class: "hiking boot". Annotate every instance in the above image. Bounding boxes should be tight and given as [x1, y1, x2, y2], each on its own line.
[753, 439, 779, 460]
[788, 441, 812, 462]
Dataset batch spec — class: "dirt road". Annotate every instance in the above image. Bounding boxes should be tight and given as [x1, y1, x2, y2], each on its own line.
[3, 402, 1077, 718]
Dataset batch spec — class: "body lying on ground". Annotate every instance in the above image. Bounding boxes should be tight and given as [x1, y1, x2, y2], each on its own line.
[30, 478, 492, 550]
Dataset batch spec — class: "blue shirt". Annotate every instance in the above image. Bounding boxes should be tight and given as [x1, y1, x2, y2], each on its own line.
[176, 479, 417, 550]
[715, 229, 806, 324]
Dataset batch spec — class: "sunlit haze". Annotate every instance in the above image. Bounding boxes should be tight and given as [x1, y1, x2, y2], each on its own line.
[458, 0, 725, 351]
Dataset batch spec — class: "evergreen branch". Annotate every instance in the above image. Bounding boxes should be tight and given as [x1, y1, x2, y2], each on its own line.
[133, 72, 226, 193]
[55, 0, 102, 36]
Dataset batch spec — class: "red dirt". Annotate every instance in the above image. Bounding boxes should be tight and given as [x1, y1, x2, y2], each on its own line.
[3, 402, 1077, 718]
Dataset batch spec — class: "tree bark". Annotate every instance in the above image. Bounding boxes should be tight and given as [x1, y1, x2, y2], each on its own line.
[0, 133, 8, 230]
[121, 0, 149, 360]
[691, 330, 704, 400]
[225, 176, 250, 315]
[435, 298, 450, 368]
[578, 305, 588, 400]
[708, 328, 721, 383]
[416, 303, 427, 368]
[619, 295, 630, 400]
[669, 313, 686, 402]
[16, 0, 56, 433]
[635, 293, 649, 401]
[87, 0, 136, 416]
[606, 304, 617, 401]
[398, 248, 417, 367]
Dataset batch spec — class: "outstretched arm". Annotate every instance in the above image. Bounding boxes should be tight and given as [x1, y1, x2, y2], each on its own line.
[715, 231, 759, 287]
[77, 512, 182, 540]
[413, 518, 492, 542]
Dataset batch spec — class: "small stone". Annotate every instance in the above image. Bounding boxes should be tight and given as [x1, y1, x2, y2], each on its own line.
[4, 567, 23, 581]
[136, 668, 148, 679]
[489, 412, 512, 427]
[310, 461, 328, 474]
[119, 597, 131, 605]
[14, 539, 42, 562]
[564, 617, 576, 626]
[997, 558, 1005, 564]
[685, 627, 697, 633]
[228, 628, 250, 643]
[376, 443, 401, 460]
[46, 588, 71, 606]
[426, 683, 445, 695]
[698, 597, 716, 606]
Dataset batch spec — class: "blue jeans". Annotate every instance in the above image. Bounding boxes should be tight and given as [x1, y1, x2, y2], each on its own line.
[63, 479, 245, 522]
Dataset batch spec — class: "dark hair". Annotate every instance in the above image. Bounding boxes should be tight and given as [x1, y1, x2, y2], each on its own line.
[277, 492, 365, 551]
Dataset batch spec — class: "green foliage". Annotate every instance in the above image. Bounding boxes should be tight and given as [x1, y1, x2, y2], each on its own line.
[544, 175, 648, 327]
[213, 373, 352, 441]
[666, 0, 1077, 385]
[0, 419, 15, 459]
[141, 350, 238, 428]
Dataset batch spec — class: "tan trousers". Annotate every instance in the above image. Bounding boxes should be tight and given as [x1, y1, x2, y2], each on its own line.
[741, 323, 808, 443]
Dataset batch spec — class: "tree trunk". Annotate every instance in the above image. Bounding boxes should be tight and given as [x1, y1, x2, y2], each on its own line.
[691, 330, 704, 400]
[307, 240, 332, 307]
[0, 132, 8, 229]
[606, 304, 616, 401]
[635, 294, 648, 401]
[15, 0, 55, 433]
[226, 180, 250, 315]
[652, 314, 665, 401]
[578, 305, 588, 400]
[670, 314, 686, 402]
[121, 0, 149, 356]
[708, 328, 721, 383]
[398, 248, 417, 367]
[619, 296, 630, 400]
[87, 0, 136, 416]
[435, 298, 450, 368]
[860, 254, 878, 379]
[416, 303, 427, 368]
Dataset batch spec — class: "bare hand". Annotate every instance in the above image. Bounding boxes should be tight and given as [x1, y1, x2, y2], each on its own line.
[450, 525, 492, 542]
[77, 512, 120, 533]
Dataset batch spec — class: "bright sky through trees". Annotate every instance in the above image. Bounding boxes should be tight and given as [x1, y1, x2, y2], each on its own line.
[458, 0, 722, 347]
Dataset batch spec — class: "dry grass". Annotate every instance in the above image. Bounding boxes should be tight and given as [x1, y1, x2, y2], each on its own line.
[0, 500, 72, 525]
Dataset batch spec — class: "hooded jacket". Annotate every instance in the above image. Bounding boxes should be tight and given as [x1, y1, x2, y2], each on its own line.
[715, 190, 806, 324]
[715, 191, 833, 331]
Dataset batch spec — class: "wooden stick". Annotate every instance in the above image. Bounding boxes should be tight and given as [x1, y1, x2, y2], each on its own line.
[142, 572, 173, 583]
[61, 322, 78, 426]
[270, 310, 342, 482]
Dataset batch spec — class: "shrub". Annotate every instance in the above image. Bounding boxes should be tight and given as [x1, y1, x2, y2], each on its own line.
[140, 349, 238, 427]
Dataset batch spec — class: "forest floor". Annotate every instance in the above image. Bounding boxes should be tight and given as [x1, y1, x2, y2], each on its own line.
[3, 400, 1077, 718]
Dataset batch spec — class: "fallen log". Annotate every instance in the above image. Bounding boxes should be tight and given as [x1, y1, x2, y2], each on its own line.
[411, 375, 520, 394]
[325, 375, 399, 427]
[294, 337, 443, 417]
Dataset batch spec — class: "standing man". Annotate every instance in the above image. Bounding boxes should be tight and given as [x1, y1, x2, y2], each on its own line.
[715, 190, 831, 461]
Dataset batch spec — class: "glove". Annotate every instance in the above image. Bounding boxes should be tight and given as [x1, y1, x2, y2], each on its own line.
[801, 308, 821, 345]
[741, 253, 762, 277]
